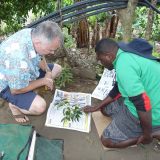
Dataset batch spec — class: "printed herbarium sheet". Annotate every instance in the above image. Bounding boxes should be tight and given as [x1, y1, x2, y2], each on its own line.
[92, 69, 115, 100]
[45, 89, 91, 133]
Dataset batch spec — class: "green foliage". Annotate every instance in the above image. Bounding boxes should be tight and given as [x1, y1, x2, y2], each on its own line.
[88, 12, 109, 26]
[62, 0, 74, 6]
[63, 27, 76, 48]
[133, 6, 160, 40]
[116, 26, 123, 40]
[88, 15, 97, 26]
[55, 99, 83, 122]
[96, 12, 108, 22]
[153, 51, 160, 58]
[133, 7, 148, 37]
[95, 64, 104, 80]
[56, 99, 70, 109]
[62, 104, 82, 122]
[55, 66, 73, 88]
[152, 41, 160, 58]
[152, 13, 160, 40]
[0, 0, 57, 34]
[0, 0, 75, 34]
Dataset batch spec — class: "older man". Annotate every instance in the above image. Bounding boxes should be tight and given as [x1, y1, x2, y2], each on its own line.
[0, 21, 63, 123]
[83, 38, 160, 148]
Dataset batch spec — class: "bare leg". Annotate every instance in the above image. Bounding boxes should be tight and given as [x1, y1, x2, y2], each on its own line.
[9, 103, 29, 123]
[22, 95, 46, 115]
[9, 95, 46, 123]
[101, 130, 160, 148]
[101, 135, 138, 148]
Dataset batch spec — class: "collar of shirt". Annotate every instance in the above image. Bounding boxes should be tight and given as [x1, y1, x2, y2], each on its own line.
[113, 48, 124, 68]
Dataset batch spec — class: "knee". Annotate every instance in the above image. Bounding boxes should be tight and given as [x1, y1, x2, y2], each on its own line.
[101, 135, 115, 148]
[100, 107, 110, 117]
[100, 107, 106, 116]
[36, 99, 46, 115]
[56, 64, 62, 73]
[30, 97, 47, 115]
[52, 64, 62, 78]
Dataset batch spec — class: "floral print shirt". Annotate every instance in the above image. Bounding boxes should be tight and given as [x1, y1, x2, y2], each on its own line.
[0, 28, 41, 92]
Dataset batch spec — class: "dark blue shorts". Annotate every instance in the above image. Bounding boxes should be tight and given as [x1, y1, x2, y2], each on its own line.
[0, 64, 53, 110]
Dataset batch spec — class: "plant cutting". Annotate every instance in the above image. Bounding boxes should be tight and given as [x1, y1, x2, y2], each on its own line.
[55, 99, 83, 122]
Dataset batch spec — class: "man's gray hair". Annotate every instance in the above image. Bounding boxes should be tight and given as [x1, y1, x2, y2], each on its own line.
[32, 20, 64, 45]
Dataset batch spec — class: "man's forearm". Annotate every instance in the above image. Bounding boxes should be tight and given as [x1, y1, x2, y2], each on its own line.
[10, 78, 45, 94]
[138, 110, 152, 136]
[96, 96, 114, 110]
[129, 92, 152, 141]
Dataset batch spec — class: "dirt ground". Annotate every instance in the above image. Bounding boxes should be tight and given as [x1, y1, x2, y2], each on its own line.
[0, 78, 160, 160]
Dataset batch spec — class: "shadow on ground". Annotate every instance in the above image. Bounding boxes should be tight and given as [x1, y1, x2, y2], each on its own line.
[0, 78, 160, 160]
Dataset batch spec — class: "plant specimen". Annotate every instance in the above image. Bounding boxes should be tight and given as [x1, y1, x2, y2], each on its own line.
[55, 99, 83, 122]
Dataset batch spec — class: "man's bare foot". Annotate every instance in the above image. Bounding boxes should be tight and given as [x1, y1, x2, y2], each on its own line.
[9, 103, 29, 123]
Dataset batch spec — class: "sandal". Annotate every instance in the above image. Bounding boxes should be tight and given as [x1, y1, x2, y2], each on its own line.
[12, 114, 31, 125]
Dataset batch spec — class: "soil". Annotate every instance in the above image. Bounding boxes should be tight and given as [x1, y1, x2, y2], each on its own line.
[0, 78, 160, 160]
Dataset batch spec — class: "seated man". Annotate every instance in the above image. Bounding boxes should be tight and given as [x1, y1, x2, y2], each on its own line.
[83, 38, 160, 148]
[0, 21, 64, 123]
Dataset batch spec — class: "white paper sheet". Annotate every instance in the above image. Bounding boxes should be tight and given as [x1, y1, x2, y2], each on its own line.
[92, 69, 115, 100]
[45, 89, 91, 133]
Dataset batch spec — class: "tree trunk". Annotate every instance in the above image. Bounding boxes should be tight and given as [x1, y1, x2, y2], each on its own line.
[91, 25, 96, 48]
[95, 23, 100, 44]
[76, 19, 89, 48]
[102, 11, 119, 39]
[74, 0, 89, 48]
[109, 11, 119, 38]
[102, 18, 111, 38]
[117, 0, 138, 42]
[145, 0, 157, 40]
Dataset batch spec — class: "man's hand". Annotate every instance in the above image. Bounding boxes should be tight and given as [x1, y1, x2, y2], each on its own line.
[82, 96, 114, 113]
[43, 78, 54, 91]
[44, 72, 53, 90]
[136, 110, 152, 145]
[137, 134, 153, 145]
[82, 105, 99, 113]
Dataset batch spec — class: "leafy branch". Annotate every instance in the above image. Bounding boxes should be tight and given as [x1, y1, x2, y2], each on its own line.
[56, 99, 83, 122]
